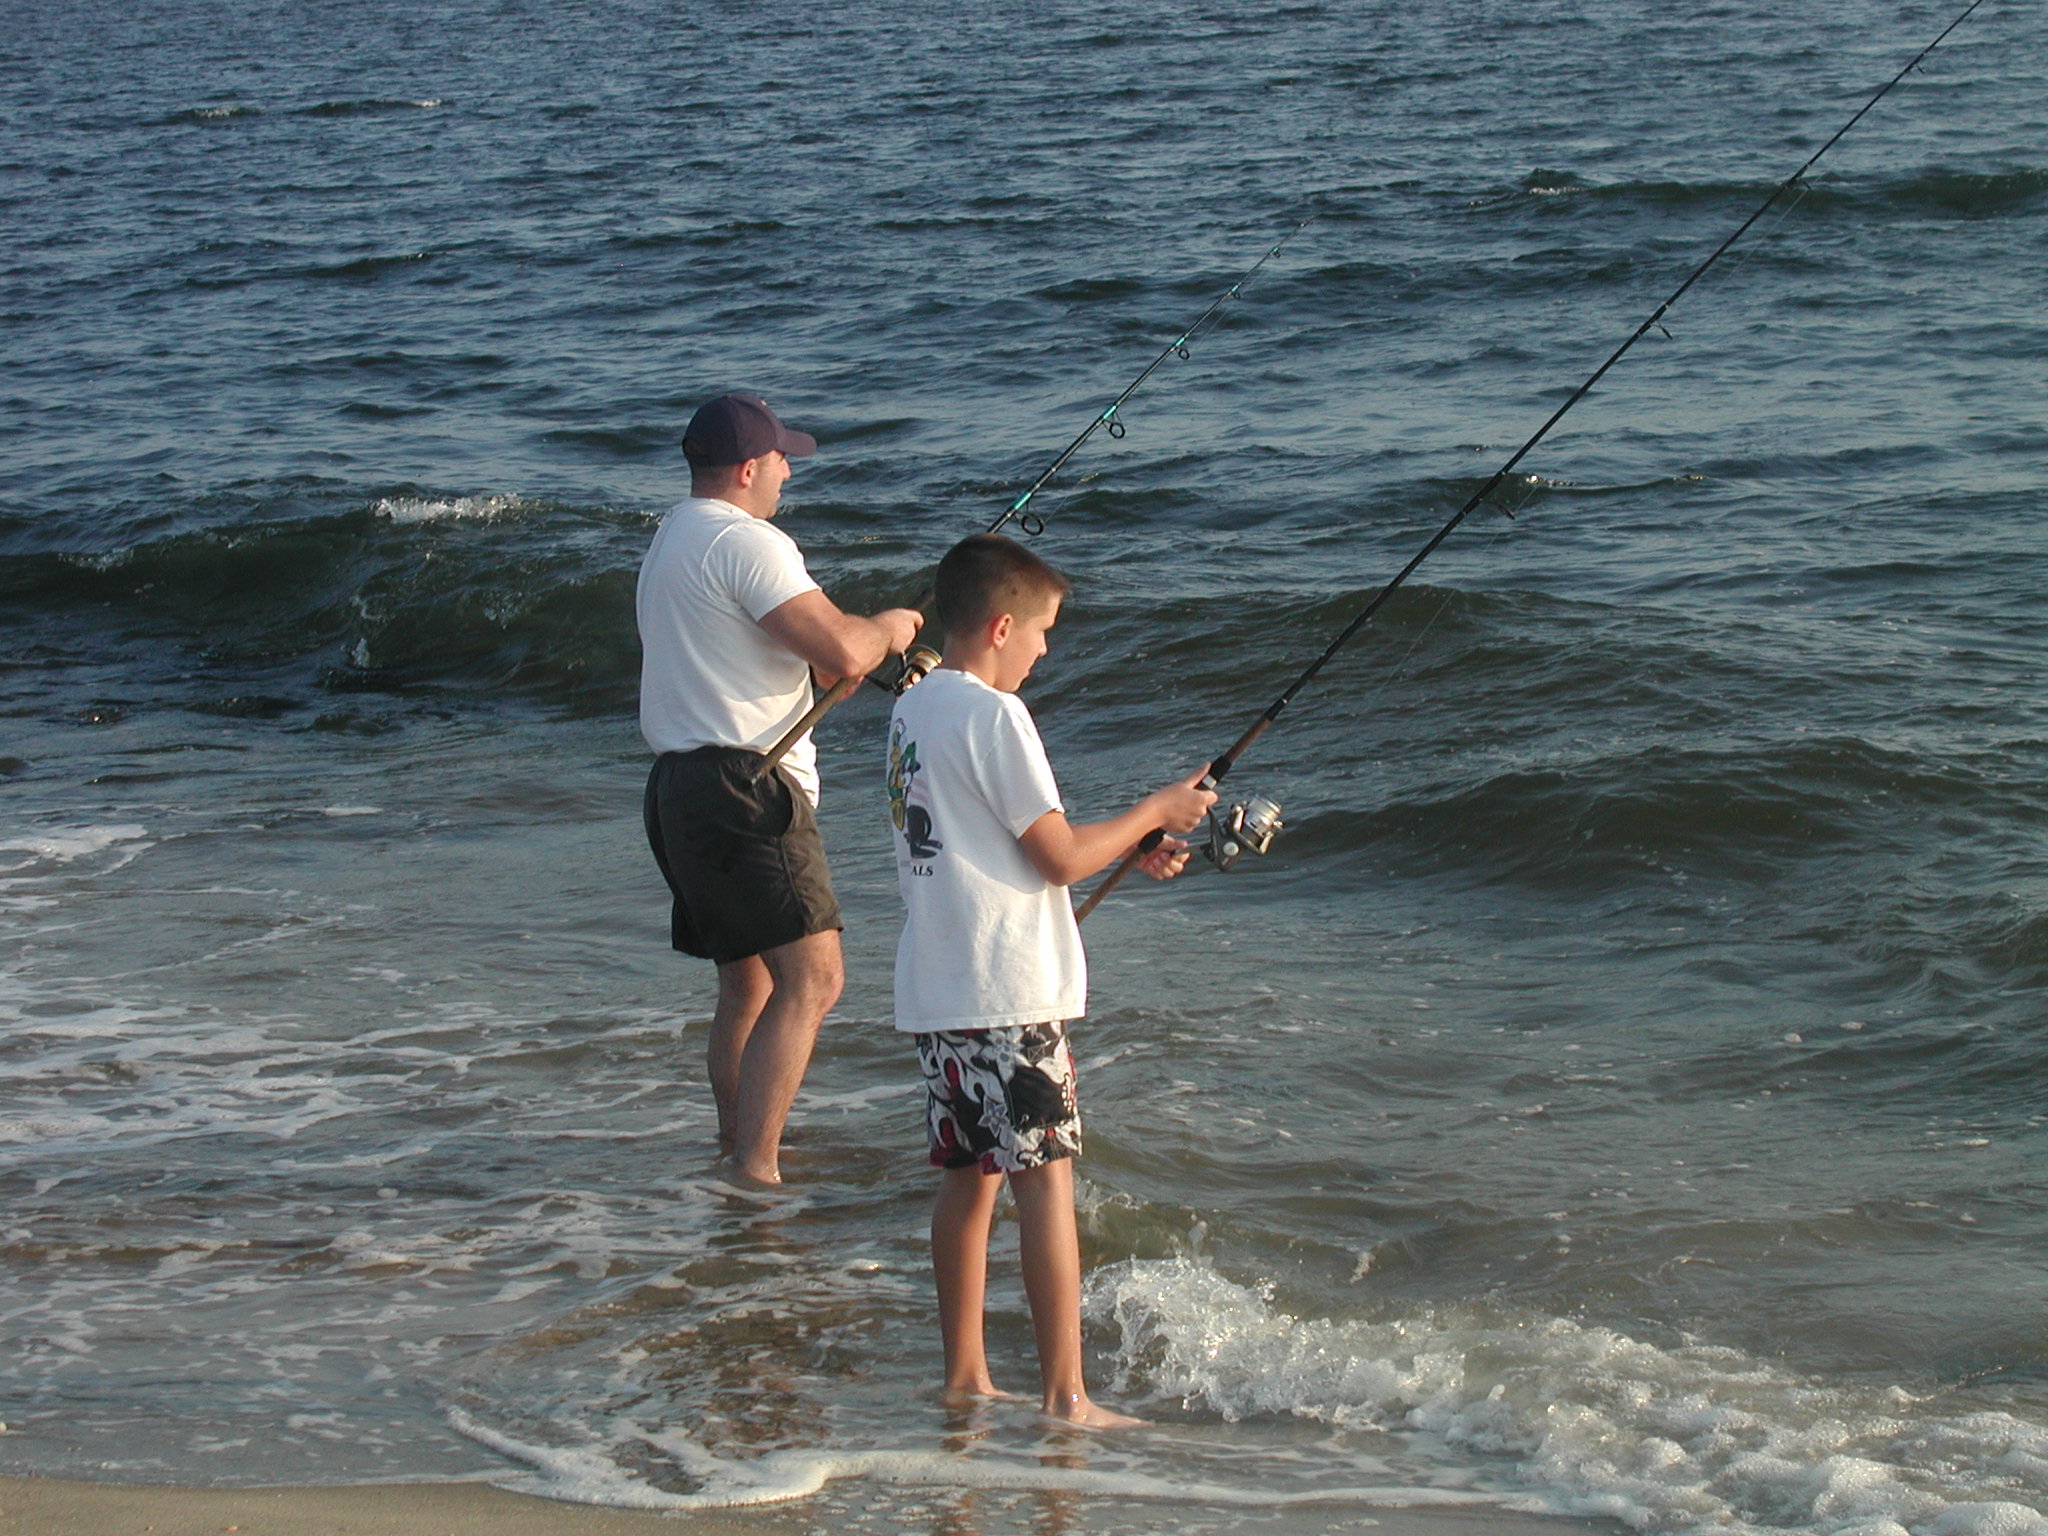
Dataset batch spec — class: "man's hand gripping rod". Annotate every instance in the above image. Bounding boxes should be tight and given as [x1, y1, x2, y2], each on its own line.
[748, 613, 942, 783]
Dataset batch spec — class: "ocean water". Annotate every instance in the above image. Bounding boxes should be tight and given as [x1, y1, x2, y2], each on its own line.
[4, 2, 2047, 1533]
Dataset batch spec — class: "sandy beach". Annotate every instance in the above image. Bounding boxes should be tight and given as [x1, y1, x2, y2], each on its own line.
[0, 1475, 1633, 1536]
[0, 1476, 794, 1536]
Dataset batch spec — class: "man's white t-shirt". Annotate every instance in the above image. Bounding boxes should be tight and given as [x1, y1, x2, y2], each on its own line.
[887, 668, 1086, 1032]
[636, 496, 823, 805]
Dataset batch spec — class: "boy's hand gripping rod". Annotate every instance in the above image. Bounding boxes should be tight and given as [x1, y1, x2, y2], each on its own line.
[1075, 0, 1983, 920]
[748, 218, 1316, 783]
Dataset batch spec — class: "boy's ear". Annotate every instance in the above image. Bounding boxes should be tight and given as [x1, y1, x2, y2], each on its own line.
[988, 611, 1015, 647]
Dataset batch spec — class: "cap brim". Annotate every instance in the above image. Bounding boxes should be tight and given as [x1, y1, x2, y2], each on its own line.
[779, 428, 817, 458]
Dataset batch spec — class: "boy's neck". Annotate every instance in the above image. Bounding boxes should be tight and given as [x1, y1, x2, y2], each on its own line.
[937, 646, 1001, 690]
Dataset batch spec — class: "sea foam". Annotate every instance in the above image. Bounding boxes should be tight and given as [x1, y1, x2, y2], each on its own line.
[0, 824, 150, 874]
[371, 493, 531, 524]
[1087, 1258, 2048, 1536]
[450, 1406, 1510, 1513]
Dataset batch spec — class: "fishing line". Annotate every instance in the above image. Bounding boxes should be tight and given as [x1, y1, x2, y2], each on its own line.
[749, 217, 1315, 781]
[1310, 485, 1530, 746]
[1677, 179, 1816, 318]
[1363, 167, 1811, 725]
[1076, 0, 1985, 921]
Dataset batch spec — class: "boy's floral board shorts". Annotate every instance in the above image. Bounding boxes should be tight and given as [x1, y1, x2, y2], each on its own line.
[915, 1022, 1082, 1174]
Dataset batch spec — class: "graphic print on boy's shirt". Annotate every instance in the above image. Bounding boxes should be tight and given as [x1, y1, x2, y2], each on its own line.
[888, 719, 944, 868]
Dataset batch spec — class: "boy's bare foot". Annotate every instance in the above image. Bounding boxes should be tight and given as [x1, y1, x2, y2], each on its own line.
[1041, 1392, 1145, 1429]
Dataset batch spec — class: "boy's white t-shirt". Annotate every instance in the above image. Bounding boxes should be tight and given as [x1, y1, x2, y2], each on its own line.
[887, 668, 1086, 1032]
[635, 496, 823, 805]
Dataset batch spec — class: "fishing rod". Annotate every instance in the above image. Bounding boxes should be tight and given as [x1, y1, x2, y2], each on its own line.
[749, 217, 1315, 782]
[1076, 0, 1984, 921]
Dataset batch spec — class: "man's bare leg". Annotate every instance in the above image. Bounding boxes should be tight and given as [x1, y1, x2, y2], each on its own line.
[708, 955, 773, 1150]
[1011, 1160, 1142, 1428]
[932, 1164, 1011, 1403]
[729, 928, 843, 1184]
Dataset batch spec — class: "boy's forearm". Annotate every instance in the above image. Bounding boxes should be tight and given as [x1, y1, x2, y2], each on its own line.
[1067, 807, 1157, 884]
[1022, 774, 1212, 888]
[1020, 805, 1156, 888]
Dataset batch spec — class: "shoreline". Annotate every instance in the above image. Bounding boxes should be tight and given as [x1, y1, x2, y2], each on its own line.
[0, 1473, 1630, 1536]
[0, 1475, 798, 1536]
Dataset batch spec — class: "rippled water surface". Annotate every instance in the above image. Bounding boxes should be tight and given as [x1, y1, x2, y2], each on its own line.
[4, 2, 2047, 1533]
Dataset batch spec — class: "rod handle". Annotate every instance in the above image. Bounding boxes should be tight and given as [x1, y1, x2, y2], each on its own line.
[1074, 837, 1153, 924]
[748, 641, 942, 783]
[749, 674, 861, 782]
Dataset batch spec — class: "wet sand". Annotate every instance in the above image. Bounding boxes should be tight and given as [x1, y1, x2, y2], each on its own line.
[0, 1476, 796, 1536]
[0, 1474, 1628, 1536]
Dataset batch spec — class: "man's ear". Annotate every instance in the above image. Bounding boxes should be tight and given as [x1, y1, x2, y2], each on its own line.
[731, 455, 762, 488]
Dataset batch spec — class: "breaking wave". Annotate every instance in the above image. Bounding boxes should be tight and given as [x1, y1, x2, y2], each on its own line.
[1091, 1258, 2048, 1536]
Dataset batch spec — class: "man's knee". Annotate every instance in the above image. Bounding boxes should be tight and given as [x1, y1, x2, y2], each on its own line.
[716, 954, 774, 1012]
[761, 929, 844, 1010]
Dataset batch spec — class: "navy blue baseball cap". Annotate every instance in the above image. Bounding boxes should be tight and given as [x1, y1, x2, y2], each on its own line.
[681, 392, 817, 466]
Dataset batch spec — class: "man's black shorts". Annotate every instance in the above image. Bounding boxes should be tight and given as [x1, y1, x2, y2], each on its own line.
[643, 745, 842, 965]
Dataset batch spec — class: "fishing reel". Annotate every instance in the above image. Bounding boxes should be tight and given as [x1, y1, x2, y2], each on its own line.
[1202, 793, 1284, 872]
[890, 642, 943, 694]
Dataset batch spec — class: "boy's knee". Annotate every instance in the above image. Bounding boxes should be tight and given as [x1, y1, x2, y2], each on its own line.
[1008, 1159, 1074, 1202]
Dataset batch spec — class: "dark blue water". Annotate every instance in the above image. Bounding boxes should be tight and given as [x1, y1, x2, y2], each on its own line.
[5, 3, 2047, 1532]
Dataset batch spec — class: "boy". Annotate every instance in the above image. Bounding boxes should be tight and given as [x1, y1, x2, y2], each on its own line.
[885, 533, 1215, 1426]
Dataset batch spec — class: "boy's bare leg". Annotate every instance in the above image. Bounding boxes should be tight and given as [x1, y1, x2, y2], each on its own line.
[1010, 1159, 1143, 1428]
[708, 955, 773, 1150]
[932, 1165, 1010, 1403]
[729, 929, 843, 1185]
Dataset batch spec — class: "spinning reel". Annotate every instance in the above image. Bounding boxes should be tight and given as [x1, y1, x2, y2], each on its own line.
[891, 643, 944, 694]
[1202, 792, 1284, 872]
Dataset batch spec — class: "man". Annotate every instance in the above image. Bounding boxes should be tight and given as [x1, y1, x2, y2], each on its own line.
[638, 392, 922, 1186]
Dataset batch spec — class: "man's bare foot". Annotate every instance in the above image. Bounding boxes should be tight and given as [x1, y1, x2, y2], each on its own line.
[1041, 1392, 1145, 1429]
[710, 1155, 789, 1198]
[940, 1380, 1017, 1408]
[721, 1152, 782, 1188]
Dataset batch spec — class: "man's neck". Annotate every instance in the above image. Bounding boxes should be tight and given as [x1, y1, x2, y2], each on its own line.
[692, 483, 771, 519]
